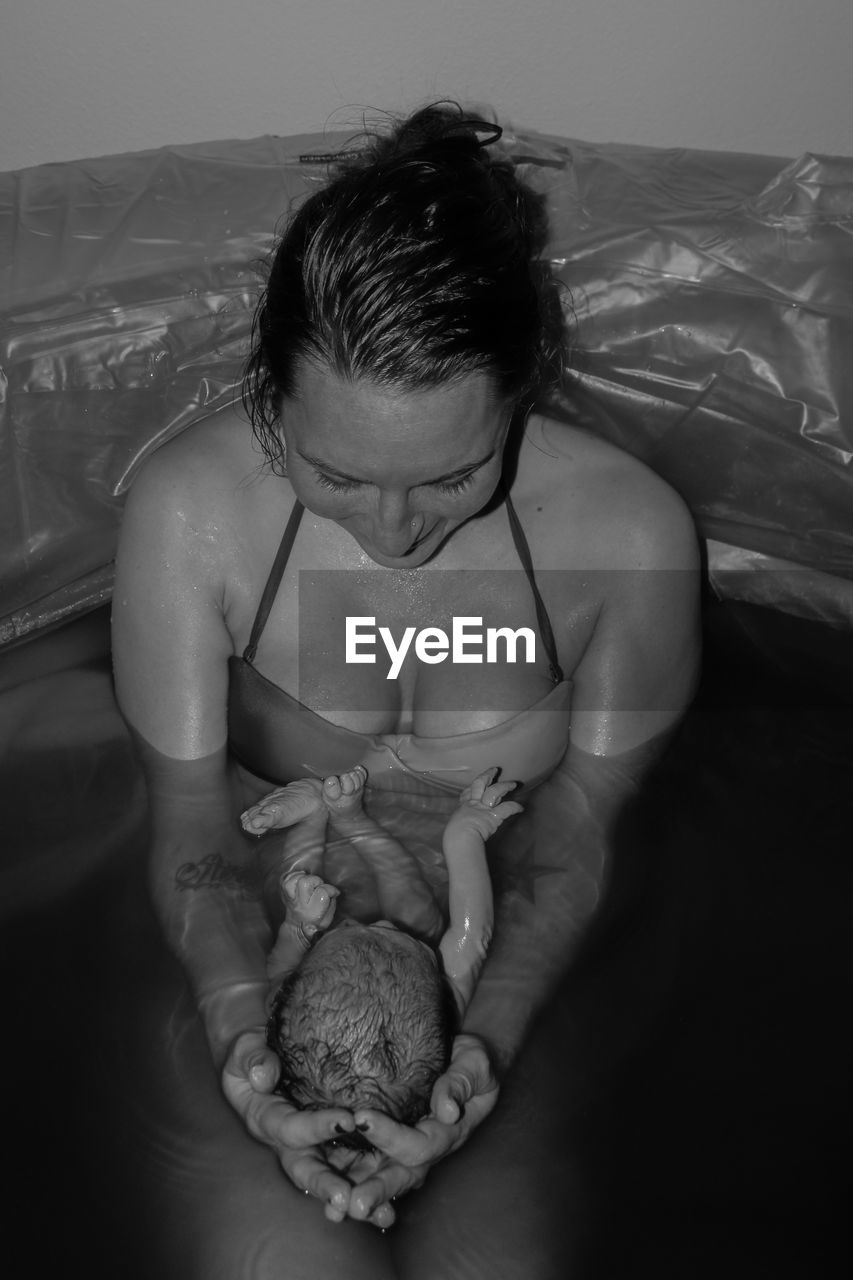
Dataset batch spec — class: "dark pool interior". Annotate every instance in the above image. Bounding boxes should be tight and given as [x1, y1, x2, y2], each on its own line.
[2, 591, 850, 1278]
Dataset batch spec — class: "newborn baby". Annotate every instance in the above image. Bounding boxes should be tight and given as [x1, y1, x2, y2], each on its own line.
[240, 765, 522, 1126]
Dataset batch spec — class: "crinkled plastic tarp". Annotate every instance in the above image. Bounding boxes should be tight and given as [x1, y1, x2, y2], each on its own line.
[1, 128, 852, 646]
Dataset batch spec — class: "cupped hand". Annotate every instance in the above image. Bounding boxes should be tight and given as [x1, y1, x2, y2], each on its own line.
[222, 1027, 392, 1225]
[344, 1033, 500, 1224]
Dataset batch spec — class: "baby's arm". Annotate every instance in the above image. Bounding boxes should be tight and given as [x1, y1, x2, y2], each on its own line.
[439, 768, 523, 1015]
[266, 870, 339, 993]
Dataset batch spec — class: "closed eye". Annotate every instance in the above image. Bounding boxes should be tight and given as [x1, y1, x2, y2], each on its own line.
[434, 471, 477, 496]
[313, 471, 358, 494]
[313, 470, 478, 497]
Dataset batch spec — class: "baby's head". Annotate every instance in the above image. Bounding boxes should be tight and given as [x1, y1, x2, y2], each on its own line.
[267, 920, 456, 1125]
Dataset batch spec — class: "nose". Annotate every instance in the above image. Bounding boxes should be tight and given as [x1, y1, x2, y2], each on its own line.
[370, 490, 422, 556]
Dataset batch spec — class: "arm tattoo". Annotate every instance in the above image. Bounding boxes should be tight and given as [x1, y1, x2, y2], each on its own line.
[175, 853, 260, 896]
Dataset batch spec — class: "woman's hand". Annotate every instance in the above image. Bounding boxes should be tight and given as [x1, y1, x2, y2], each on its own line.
[221, 1028, 398, 1225]
[343, 1033, 500, 1225]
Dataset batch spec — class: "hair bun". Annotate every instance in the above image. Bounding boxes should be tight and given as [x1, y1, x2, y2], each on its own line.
[385, 102, 503, 159]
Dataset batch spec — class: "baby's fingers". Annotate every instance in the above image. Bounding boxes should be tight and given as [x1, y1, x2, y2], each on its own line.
[490, 799, 524, 822]
[464, 767, 500, 803]
[302, 880, 340, 921]
[480, 779, 521, 807]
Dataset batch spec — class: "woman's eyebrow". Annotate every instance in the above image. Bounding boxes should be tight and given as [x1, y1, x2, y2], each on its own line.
[299, 449, 496, 485]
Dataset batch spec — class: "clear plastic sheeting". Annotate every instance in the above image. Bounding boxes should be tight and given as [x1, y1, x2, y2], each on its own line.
[506, 133, 853, 586]
[2, 129, 852, 646]
[0, 134, 330, 645]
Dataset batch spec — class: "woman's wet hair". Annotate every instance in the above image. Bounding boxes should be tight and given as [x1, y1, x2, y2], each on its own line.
[243, 101, 567, 471]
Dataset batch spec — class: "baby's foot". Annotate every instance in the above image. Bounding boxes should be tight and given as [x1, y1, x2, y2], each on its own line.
[321, 765, 368, 818]
[281, 869, 339, 936]
[241, 778, 326, 836]
[447, 767, 524, 842]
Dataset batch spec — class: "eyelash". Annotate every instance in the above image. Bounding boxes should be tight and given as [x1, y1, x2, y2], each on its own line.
[313, 471, 477, 496]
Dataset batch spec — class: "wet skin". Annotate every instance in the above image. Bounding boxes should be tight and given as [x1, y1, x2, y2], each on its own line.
[282, 365, 514, 568]
[112, 355, 701, 1239]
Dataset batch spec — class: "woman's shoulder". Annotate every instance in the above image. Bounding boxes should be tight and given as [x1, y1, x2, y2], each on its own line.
[517, 414, 699, 571]
[127, 403, 263, 513]
[117, 404, 283, 602]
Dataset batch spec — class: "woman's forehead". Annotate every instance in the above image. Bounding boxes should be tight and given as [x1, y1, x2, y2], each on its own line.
[285, 363, 509, 472]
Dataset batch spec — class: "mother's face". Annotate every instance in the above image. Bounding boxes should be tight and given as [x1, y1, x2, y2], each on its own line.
[281, 363, 512, 568]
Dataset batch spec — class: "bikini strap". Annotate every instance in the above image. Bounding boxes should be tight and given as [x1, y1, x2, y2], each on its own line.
[502, 486, 564, 684]
[243, 492, 563, 680]
[242, 500, 305, 664]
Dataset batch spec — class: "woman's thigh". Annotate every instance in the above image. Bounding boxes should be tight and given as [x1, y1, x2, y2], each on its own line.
[138, 1001, 396, 1279]
[390, 989, 587, 1280]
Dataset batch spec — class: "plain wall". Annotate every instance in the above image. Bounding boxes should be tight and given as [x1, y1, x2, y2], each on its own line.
[2, 0, 852, 171]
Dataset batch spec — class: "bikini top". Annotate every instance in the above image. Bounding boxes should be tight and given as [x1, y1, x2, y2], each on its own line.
[228, 491, 573, 794]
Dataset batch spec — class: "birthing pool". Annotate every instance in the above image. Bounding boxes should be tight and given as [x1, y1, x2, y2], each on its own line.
[2, 594, 849, 1279]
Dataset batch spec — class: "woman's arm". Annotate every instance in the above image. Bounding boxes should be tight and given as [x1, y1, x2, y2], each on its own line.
[462, 486, 701, 1072]
[112, 442, 273, 1060]
[111, 449, 369, 1219]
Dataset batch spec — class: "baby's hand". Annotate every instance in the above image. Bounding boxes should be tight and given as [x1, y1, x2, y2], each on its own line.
[281, 870, 339, 937]
[446, 767, 524, 842]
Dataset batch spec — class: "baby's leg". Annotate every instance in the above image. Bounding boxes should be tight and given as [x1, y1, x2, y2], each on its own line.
[323, 766, 443, 938]
[241, 777, 327, 836]
[241, 777, 330, 886]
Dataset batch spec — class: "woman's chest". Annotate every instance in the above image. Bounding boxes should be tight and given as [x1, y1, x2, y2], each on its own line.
[226, 490, 598, 736]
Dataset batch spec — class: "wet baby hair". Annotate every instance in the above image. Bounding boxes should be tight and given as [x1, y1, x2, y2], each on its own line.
[267, 925, 458, 1126]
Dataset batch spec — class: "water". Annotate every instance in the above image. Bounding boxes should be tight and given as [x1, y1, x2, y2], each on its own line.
[1, 601, 850, 1278]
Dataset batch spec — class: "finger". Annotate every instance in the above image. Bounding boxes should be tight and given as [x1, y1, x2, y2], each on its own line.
[281, 869, 306, 903]
[467, 766, 500, 801]
[352, 1111, 436, 1164]
[491, 799, 524, 821]
[281, 1109, 358, 1149]
[348, 1163, 426, 1221]
[324, 1199, 349, 1225]
[429, 1044, 495, 1121]
[335, 1195, 396, 1230]
[305, 884, 331, 915]
[225, 1030, 281, 1094]
[431, 1083, 461, 1124]
[235, 1080, 354, 1150]
[248, 1052, 280, 1093]
[430, 1061, 500, 1127]
[430, 1065, 472, 1122]
[482, 779, 520, 805]
[366, 1201, 396, 1231]
[286, 1152, 352, 1210]
[296, 874, 323, 904]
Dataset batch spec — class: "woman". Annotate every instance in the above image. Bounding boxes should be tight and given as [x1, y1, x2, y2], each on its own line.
[112, 104, 699, 1274]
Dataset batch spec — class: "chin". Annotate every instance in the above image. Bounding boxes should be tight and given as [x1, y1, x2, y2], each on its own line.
[363, 546, 435, 569]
